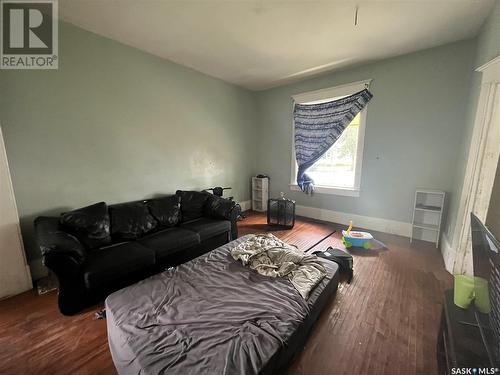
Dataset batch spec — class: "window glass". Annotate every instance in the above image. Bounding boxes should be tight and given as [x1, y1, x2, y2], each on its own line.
[306, 113, 360, 188]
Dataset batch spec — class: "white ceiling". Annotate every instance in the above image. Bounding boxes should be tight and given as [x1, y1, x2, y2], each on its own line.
[60, 0, 494, 91]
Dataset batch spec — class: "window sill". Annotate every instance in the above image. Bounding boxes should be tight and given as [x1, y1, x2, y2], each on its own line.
[289, 184, 360, 197]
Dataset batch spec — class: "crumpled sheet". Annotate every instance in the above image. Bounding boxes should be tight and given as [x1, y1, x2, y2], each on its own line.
[231, 234, 326, 299]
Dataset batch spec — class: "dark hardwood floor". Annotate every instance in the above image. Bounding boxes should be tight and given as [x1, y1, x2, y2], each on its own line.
[0, 211, 452, 374]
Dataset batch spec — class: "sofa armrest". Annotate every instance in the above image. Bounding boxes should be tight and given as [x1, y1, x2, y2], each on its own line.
[204, 195, 236, 220]
[204, 196, 239, 240]
[34, 216, 87, 276]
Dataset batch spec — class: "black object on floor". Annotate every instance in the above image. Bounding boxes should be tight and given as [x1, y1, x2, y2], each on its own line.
[236, 204, 246, 220]
[93, 308, 106, 320]
[267, 197, 296, 228]
[305, 231, 336, 253]
[204, 186, 233, 200]
[36, 272, 58, 295]
[313, 247, 353, 283]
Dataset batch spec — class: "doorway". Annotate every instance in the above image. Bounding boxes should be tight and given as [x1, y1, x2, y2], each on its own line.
[0, 125, 32, 299]
[452, 57, 500, 275]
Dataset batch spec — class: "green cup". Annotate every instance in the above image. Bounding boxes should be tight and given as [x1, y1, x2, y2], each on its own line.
[474, 276, 491, 314]
[454, 274, 475, 309]
[453, 274, 491, 313]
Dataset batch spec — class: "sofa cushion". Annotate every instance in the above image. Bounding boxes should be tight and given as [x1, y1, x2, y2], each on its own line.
[60, 202, 111, 249]
[84, 242, 155, 290]
[139, 228, 200, 262]
[147, 195, 180, 227]
[176, 190, 210, 222]
[109, 202, 158, 241]
[180, 218, 231, 241]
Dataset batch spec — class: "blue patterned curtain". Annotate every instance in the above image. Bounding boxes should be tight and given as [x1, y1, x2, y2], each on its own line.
[294, 88, 373, 193]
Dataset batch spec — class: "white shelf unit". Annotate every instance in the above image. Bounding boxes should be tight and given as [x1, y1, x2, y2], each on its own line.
[410, 189, 445, 248]
[252, 176, 269, 212]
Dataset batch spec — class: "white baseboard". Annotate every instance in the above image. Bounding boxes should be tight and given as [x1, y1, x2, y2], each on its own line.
[440, 233, 455, 274]
[29, 258, 48, 281]
[295, 204, 412, 238]
[239, 200, 252, 212]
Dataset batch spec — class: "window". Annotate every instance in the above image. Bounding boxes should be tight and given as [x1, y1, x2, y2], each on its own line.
[306, 113, 360, 188]
[290, 80, 370, 197]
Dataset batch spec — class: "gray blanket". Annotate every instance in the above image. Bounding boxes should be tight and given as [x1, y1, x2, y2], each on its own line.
[106, 236, 339, 375]
[231, 234, 326, 299]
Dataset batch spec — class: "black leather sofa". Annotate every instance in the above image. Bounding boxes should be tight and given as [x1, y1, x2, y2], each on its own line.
[34, 190, 238, 315]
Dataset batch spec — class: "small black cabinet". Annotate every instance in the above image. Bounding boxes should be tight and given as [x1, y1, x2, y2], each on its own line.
[267, 197, 295, 228]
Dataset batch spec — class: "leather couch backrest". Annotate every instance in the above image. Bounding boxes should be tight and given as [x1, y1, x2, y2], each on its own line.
[59, 202, 112, 249]
[55, 192, 224, 249]
[147, 195, 181, 228]
[176, 190, 210, 222]
[109, 201, 158, 242]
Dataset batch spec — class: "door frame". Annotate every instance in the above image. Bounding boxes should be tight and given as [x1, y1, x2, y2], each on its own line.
[452, 55, 500, 275]
[0, 125, 32, 298]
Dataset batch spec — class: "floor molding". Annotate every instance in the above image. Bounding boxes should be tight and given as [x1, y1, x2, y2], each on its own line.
[295, 204, 412, 238]
[239, 200, 252, 212]
[440, 233, 455, 274]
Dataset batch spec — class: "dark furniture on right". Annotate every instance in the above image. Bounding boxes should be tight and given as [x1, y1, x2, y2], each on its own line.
[267, 197, 296, 228]
[34, 190, 239, 315]
[437, 289, 492, 374]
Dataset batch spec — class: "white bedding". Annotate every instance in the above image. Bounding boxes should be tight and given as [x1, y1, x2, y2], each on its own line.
[231, 233, 326, 299]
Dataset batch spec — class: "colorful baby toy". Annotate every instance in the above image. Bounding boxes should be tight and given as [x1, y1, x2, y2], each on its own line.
[342, 220, 386, 249]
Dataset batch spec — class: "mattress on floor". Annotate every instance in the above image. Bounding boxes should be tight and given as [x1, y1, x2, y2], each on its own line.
[106, 235, 339, 375]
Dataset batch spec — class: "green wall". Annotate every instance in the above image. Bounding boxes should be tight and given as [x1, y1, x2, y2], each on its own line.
[255, 40, 476, 226]
[446, 0, 500, 245]
[0, 22, 257, 262]
[1, 9, 497, 275]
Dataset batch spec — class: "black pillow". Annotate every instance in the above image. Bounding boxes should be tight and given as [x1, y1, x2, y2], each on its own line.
[176, 190, 210, 222]
[60, 202, 111, 249]
[147, 195, 180, 227]
[109, 202, 158, 241]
